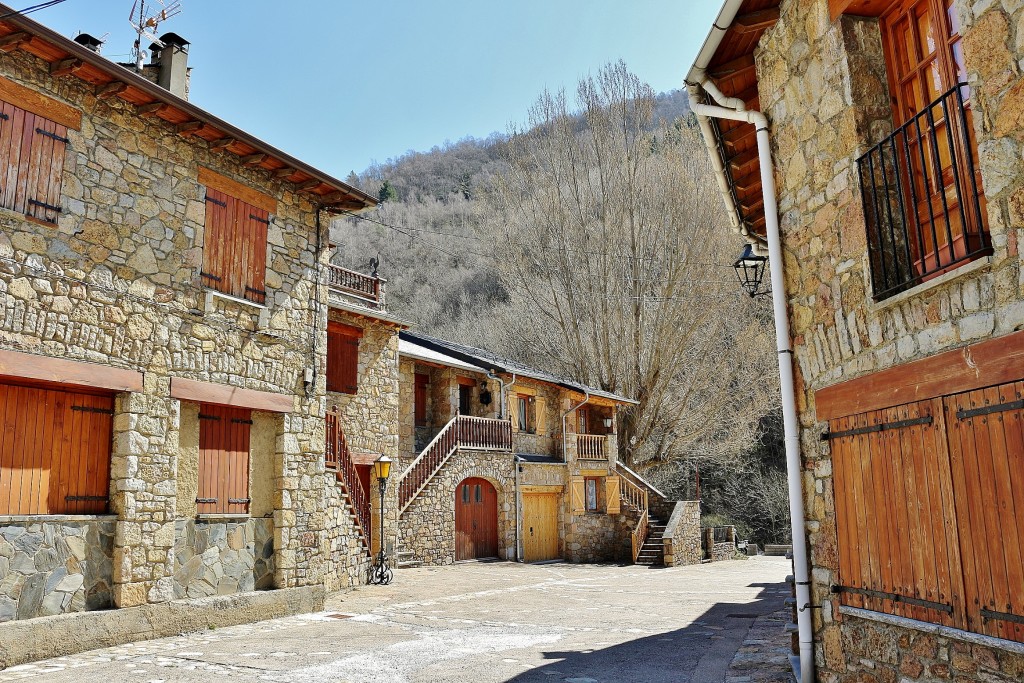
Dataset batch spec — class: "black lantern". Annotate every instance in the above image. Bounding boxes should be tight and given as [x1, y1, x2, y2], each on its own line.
[733, 244, 768, 298]
[368, 454, 393, 585]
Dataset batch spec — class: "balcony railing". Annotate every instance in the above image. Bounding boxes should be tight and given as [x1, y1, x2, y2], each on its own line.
[327, 264, 386, 309]
[576, 434, 608, 460]
[457, 414, 514, 450]
[857, 83, 990, 301]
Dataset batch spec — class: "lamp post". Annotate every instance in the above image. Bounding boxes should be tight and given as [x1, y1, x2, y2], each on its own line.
[368, 454, 393, 585]
[733, 243, 768, 297]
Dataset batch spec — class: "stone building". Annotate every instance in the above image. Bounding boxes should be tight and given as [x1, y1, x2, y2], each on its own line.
[0, 7, 382, 627]
[689, 1, 1024, 682]
[392, 331, 700, 569]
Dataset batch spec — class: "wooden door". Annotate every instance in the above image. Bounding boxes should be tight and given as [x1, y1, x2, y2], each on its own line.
[455, 477, 498, 560]
[414, 373, 429, 427]
[880, 0, 985, 275]
[522, 492, 560, 562]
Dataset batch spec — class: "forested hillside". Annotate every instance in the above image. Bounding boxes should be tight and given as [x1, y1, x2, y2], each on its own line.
[331, 74, 790, 545]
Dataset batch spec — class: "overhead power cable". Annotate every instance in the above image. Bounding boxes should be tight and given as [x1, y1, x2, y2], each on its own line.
[0, 0, 70, 21]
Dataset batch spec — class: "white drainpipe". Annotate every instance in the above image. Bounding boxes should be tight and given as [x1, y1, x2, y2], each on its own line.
[685, 4, 814, 680]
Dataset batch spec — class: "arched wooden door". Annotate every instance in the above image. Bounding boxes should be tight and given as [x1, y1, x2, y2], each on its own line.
[455, 477, 498, 560]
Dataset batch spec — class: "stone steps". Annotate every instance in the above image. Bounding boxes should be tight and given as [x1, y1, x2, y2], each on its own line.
[635, 518, 667, 567]
[395, 549, 421, 569]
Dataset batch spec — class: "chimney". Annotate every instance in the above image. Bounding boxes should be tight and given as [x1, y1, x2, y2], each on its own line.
[149, 32, 190, 99]
[73, 32, 104, 53]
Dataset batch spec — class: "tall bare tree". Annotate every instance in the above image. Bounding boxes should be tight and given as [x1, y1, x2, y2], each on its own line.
[485, 61, 779, 471]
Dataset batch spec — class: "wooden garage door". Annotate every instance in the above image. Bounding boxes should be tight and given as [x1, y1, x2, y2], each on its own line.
[0, 381, 113, 515]
[523, 492, 560, 562]
[455, 477, 497, 560]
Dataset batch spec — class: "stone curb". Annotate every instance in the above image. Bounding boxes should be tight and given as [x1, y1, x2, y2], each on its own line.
[0, 585, 324, 670]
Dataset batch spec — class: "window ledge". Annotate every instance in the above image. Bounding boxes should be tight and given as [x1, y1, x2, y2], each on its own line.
[195, 513, 251, 521]
[839, 604, 1024, 655]
[868, 256, 992, 313]
[0, 514, 116, 523]
[203, 288, 270, 328]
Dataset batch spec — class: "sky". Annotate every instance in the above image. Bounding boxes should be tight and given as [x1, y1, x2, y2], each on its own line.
[36, 0, 720, 180]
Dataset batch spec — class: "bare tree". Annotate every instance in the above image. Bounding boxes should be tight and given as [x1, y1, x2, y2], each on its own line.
[484, 61, 779, 470]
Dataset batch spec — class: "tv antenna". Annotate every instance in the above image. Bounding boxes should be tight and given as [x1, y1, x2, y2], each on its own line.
[128, 0, 182, 71]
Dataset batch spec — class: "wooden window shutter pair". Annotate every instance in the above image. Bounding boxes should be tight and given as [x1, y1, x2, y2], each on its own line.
[327, 322, 360, 394]
[0, 99, 69, 225]
[201, 188, 270, 304]
[197, 404, 252, 515]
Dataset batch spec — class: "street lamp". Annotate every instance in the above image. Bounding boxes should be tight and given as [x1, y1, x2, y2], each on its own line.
[733, 243, 768, 298]
[368, 454, 393, 585]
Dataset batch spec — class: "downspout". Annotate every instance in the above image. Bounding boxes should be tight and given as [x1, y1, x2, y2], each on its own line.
[687, 70, 814, 683]
[491, 370, 520, 560]
[514, 455, 522, 561]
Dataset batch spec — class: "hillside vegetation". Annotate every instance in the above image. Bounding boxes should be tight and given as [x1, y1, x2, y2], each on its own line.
[332, 66, 790, 545]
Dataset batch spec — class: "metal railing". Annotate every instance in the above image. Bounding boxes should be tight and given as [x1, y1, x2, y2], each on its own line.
[325, 407, 371, 549]
[576, 434, 608, 460]
[398, 414, 512, 513]
[858, 83, 989, 301]
[327, 264, 386, 308]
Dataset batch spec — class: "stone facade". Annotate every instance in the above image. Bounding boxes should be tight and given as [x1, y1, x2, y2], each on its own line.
[734, 1, 1024, 681]
[662, 500, 701, 568]
[172, 518, 274, 598]
[0, 31, 373, 623]
[0, 517, 115, 621]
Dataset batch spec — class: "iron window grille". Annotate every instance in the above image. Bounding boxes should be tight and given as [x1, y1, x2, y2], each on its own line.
[857, 83, 989, 301]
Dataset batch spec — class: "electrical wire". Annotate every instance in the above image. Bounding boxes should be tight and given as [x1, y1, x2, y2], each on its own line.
[0, 0, 70, 21]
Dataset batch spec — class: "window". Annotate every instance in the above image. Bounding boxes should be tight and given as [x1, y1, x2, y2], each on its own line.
[585, 477, 600, 511]
[0, 381, 112, 515]
[578, 407, 590, 435]
[199, 168, 274, 305]
[517, 395, 533, 433]
[0, 99, 69, 225]
[830, 383, 1024, 643]
[197, 404, 251, 515]
[415, 373, 429, 426]
[858, 0, 988, 300]
[327, 321, 361, 394]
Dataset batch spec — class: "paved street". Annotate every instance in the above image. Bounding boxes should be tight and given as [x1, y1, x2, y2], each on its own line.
[0, 557, 790, 683]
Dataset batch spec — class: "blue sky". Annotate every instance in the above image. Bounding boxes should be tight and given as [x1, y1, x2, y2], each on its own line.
[39, 0, 718, 178]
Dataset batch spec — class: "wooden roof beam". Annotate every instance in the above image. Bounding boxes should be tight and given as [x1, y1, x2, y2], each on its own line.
[708, 54, 755, 79]
[733, 8, 780, 34]
[96, 81, 128, 100]
[242, 153, 268, 166]
[728, 148, 759, 170]
[50, 57, 84, 77]
[320, 192, 366, 210]
[295, 179, 322, 191]
[733, 172, 761, 193]
[175, 120, 204, 136]
[209, 137, 236, 153]
[138, 102, 169, 117]
[273, 167, 297, 179]
[0, 31, 30, 52]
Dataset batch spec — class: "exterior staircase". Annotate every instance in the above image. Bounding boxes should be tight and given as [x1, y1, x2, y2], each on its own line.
[635, 518, 667, 566]
[326, 407, 371, 553]
[397, 414, 512, 515]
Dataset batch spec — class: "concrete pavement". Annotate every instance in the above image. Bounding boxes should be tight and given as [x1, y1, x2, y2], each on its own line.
[0, 556, 790, 683]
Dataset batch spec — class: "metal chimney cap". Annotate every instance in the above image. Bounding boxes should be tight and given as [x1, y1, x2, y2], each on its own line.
[73, 32, 104, 52]
[158, 32, 189, 49]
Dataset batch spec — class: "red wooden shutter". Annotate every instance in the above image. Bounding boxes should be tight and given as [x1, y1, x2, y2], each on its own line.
[197, 404, 251, 514]
[0, 381, 112, 515]
[327, 322, 360, 395]
[201, 188, 231, 292]
[201, 190, 269, 303]
[242, 207, 269, 304]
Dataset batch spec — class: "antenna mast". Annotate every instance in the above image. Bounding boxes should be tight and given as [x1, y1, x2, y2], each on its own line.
[128, 0, 183, 72]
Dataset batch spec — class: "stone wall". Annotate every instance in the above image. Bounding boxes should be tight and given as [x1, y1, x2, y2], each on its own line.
[171, 518, 274, 599]
[0, 517, 115, 621]
[662, 500, 701, 567]
[563, 508, 634, 563]
[0, 45, 358, 609]
[748, 1, 1024, 680]
[398, 448, 516, 565]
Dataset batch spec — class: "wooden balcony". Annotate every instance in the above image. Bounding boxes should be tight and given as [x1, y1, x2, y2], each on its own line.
[327, 264, 386, 309]
[576, 434, 609, 460]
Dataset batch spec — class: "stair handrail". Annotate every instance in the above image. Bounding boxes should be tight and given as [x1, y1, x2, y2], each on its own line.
[326, 407, 371, 550]
[397, 414, 461, 513]
[617, 462, 669, 501]
[631, 508, 649, 563]
[620, 476, 648, 514]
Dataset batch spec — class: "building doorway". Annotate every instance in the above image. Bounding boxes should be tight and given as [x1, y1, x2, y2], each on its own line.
[455, 477, 498, 560]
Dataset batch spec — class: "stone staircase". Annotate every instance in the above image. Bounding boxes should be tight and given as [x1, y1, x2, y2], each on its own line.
[395, 546, 421, 569]
[634, 518, 667, 566]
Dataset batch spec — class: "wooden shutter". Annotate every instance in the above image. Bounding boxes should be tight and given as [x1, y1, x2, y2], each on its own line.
[414, 373, 429, 426]
[535, 397, 548, 434]
[605, 476, 621, 514]
[0, 100, 67, 224]
[830, 398, 963, 628]
[0, 381, 112, 515]
[570, 477, 585, 514]
[201, 189, 269, 303]
[197, 404, 251, 515]
[508, 393, 519, 430]
[944, 383, 1024, 642]
[327, 322, 360, 394]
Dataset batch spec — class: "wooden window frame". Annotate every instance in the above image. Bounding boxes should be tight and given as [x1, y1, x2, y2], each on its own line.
[584, 476, 601, 512]
[197, 403, 252, 516]
[517, 394, 535, 434]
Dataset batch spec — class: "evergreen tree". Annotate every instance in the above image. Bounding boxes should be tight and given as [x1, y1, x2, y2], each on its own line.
[378, 180, 398, 203]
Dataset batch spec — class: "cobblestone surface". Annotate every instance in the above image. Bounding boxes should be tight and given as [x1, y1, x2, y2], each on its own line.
[0, 557, 790, 682]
